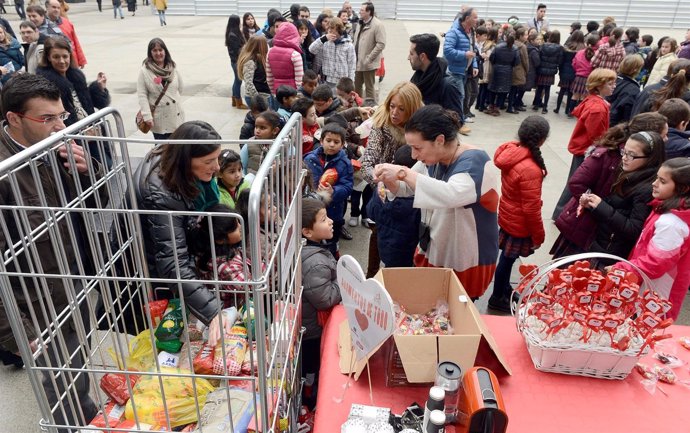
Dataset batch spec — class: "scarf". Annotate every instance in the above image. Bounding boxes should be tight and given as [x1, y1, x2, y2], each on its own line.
[193, 178, 220, 211]
[411, 58, 446, 99]
[145, 60, 174, 81]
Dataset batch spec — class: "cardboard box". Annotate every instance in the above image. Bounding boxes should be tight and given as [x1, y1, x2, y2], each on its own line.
[340, 267, 511, 383]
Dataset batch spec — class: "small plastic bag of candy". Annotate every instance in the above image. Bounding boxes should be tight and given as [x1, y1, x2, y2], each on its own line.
[679, 336, 690, 351]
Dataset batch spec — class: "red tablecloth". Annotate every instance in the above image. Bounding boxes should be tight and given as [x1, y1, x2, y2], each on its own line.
[314, 305, 690, 433]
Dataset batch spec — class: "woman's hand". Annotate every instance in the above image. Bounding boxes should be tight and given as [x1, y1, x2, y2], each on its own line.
[359, 106, 374, 119]
[579, 192, 602, 210]
[374, 163, 406, 193]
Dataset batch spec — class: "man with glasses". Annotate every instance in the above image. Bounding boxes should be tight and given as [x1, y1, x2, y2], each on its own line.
[0, 74, 101, 431]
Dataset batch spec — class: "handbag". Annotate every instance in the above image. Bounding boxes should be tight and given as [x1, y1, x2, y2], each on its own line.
[135, 81, 170, 134]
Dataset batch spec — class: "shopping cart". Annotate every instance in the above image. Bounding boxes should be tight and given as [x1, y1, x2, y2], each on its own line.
[0, 108, 305, 433]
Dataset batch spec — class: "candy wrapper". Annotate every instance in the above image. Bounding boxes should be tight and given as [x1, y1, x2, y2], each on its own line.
[320, 168, 338, 187]
[100, 373, 141, 406]
[679, 336, 690, 351]
[178, 340, 204, 372]
[394, 301, 452, 336]
[654, 366, 677, 384]
[193, 324, 248, 376]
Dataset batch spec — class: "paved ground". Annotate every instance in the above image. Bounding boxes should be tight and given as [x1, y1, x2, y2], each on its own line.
[0, 4, 688, 431]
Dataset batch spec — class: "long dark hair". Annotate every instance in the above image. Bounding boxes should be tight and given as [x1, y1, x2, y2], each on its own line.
[315, 13, 330, 35]
[595, 112, 668, 150]
[657, 158, 690, 213]
[225, 14, 245, 47]
[612, 131, 665, 195]
[40, 36, 73, 69]
[294, 19, 314, 47]
[242, 12, 260, 41]
[188, 204, 240, 268]
[584, 34, 599, 61]
[517, 115, 549, 176]
[149, 121, 221, 200]
[217, 149, 242, 192]
[145, 37, 176, 68]
[566, 30, 585, 51]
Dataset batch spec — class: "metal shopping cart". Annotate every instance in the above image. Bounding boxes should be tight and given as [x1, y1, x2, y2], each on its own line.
[0, 108, 305, 433]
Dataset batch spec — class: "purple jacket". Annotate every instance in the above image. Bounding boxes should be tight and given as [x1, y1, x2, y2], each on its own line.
[555, 146, 621, 249]
[678, 41, 690, 60]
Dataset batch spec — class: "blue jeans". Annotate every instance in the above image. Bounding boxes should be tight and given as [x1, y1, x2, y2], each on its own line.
[231, 61, 241, 99]
[448, 72, 466, 120]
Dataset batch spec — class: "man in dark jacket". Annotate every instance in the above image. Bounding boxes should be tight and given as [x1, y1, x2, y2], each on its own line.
[0, 74, 101, 429]
[658, 98, 690, 158]
[409, 33, 466, 132]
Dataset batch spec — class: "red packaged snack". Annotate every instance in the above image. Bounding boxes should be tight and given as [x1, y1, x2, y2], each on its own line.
[193, 343, 216, 375]
[319, 168, 338, 187]
[148, 299, 169, 327]
[635, 362, 655, 380]
[85, 400, 134, 433]
[654, 366, 677, 384]
[100, 373, 140, 406]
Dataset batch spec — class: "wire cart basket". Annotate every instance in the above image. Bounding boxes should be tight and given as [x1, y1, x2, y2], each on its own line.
[0, 107, 305, 432]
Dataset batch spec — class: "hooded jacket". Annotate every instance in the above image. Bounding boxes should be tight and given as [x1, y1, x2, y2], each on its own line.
[666, 128, 690, 159]
[309, 33, 356, 84]
[616, 203, 690, 321]
[572, 48, 593, 77]
[494, 141, 545, 245]
[133, 154, 221, 325]
[511, 40, 529, 86]
[568, 94, 610, 155]
[607, 74, 640, 126]
[266, 24, 304, 93]
[304, 147, 354, 222]
[443, 19, 477, 76]
[366, 193, 420, 267]
[301, 242, 342, 340]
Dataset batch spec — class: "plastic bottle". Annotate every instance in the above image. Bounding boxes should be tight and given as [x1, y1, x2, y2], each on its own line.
[422, 386, 445, 432]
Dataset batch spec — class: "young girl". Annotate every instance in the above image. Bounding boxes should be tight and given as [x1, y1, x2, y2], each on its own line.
[218, 149, 251, 209]
[554, 30, 584, 115]
[300, 197, 342, 408]
[189, 204, 245, 308]
[533, 30, 563, 113]
[614, 158, 690, 321]
[476, 27, 498, 113]
[246, 111, 282, 176]
[570, 34, 598, 115]
[552, 68, 617, 219]
[578, 131, 665, 261]
[291, 97, 320, 156]
[242, 13, 260, 41]
[487, 31, 519, 116]
[237, 36, 271, 107]
[489, 115, 549, 312]
[647, 37, 678, 86]
[591, 27, 626, 72]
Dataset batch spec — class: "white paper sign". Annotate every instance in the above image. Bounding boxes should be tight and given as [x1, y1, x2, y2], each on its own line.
[337, 255, 395, 361]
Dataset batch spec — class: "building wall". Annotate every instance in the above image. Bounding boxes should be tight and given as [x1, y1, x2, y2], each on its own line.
[167, 0, 690, 28]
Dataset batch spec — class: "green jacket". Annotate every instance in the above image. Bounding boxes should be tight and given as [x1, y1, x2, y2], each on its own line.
[218, 178, 251, 209]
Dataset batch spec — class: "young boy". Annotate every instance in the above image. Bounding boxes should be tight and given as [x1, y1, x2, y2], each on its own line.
[239, 95, 269, 140]
[276, 85, 298, 121]
[366, 145, 421, 267]
[291, 97, 320, 155]
[658, 98, 690, 159]
[303, 124, 354, 258]
[335, 77, 362, 109]
[299, 69, 319, 99]
[300, 197, 342, 409]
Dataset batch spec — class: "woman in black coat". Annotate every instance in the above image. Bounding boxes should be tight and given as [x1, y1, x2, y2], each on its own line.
[554, 31, 583, 115]
[533, 30, 563, 114]
[126, 0, 136, 15]
[487, 32, 519, 116]
[607, 55, 644, 125]
[225, 14, 246, 109]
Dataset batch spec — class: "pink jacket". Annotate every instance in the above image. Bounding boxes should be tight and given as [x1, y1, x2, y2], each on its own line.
[266, 24, 304, 93]
[615, 203, 690, 321]
[572, 49, 592, 77]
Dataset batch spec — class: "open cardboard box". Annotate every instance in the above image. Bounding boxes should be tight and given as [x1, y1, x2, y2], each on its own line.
[339, 267, 511, 383]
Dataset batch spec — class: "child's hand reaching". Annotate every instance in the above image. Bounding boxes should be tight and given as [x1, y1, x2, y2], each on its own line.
[318, 182, 334, 197]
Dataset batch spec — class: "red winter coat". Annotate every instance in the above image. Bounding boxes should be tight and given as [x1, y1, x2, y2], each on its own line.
[568, 94, 609, 156]
[494, 141, 545, 245]
[57, 17, 87, 67]
[266, 24, 304, 94]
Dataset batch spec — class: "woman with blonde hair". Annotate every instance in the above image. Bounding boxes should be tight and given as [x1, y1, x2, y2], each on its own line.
[552, 68, 617, 218]
[0, 25, 22, 84]
[360, 82, 423, 277]
[237, 35, 271, 107]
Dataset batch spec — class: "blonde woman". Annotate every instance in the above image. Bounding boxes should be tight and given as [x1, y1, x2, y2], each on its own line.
[0, 25, 24, 84]
[360, 82, 424, 277]
[237, 35, 271, 106]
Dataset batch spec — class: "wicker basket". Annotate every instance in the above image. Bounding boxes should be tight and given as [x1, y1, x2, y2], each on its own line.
[515, 252, 656, 380]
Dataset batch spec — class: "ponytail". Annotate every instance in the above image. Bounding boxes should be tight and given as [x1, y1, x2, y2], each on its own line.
[651, 68, 689, 111]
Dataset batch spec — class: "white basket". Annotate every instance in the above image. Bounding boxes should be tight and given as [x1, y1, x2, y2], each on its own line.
[515, 253, 655, 380]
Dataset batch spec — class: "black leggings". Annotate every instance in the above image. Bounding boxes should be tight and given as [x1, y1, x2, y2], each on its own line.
[533, 85, 551, 108]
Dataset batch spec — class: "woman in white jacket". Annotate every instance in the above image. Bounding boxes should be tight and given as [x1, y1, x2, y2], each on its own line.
[137, 38, 184, 140]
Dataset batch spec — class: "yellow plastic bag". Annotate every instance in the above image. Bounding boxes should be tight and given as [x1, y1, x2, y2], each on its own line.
[125, 367, 215, 428]
[109, 330, 156, 372]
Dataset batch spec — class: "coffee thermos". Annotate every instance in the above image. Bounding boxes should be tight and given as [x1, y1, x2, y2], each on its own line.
[422, 386, 445, 432]
[434, 361, 462, 423]
[426, 410, 446, 433]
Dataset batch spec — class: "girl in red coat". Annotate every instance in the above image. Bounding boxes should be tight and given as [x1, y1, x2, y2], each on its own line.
[552, 68, 617, 220]
[613, 158, 690, 320]
[489, 115, 550, 312]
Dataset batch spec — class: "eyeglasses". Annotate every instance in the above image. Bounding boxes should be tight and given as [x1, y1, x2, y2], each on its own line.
[16, 112, 70, 124]
[620, 149, 648, 160]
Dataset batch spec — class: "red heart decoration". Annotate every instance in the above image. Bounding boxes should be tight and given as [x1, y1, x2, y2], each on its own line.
[519, 264, 538, 277]
[572, 277, 588, 292]
[354, 309, 369, 332]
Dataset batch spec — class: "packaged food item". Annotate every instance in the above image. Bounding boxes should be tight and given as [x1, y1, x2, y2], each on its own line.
[84, 400, 126, 432]
[178, 341, 205, 372]
[155, 308, 184, 342]
[653, 352, 684, 368]
[195, 387, 256, 433]
[319, 168, 338, 187]
[635, 362, 656, 380]
[109, 329, 155, 372]
[124, 368, 215, 428]
[193, 343, 216, 375]
[157, 351, 180, 368]
[156, 339, 183, 354]
[148, 299, 169, 327]
[212, 324, 249, 376]
[100, 373, 141, 406]
[654, 366, 677, 384]
[395, 300, 452, 336]
[679, 336, 690, 351]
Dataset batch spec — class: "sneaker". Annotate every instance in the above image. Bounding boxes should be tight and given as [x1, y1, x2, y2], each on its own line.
[459, 125, 472, 135]
[464, 116, 475, 123]
[340, 226, 353, 240]
[348, 216, 359, 227]
[362, 218, 375, 228]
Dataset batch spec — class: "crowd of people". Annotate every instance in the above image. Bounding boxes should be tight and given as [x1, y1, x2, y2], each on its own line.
[1, 1, 690, 429]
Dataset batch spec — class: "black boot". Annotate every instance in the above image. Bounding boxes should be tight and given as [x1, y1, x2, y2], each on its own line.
[1, 348, 23, 368]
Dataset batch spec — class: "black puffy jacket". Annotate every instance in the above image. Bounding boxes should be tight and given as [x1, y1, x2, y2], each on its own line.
[558, 49, 577, 83]
[538, 42, 563, 77]
[489, 42, 519, 94]
[133, 154, 221, 325]
[301, 242, 342, 340]
[607, 74, 640, 126]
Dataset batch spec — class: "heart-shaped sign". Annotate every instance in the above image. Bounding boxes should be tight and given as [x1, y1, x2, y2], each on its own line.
[337, 255, 395, 362]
